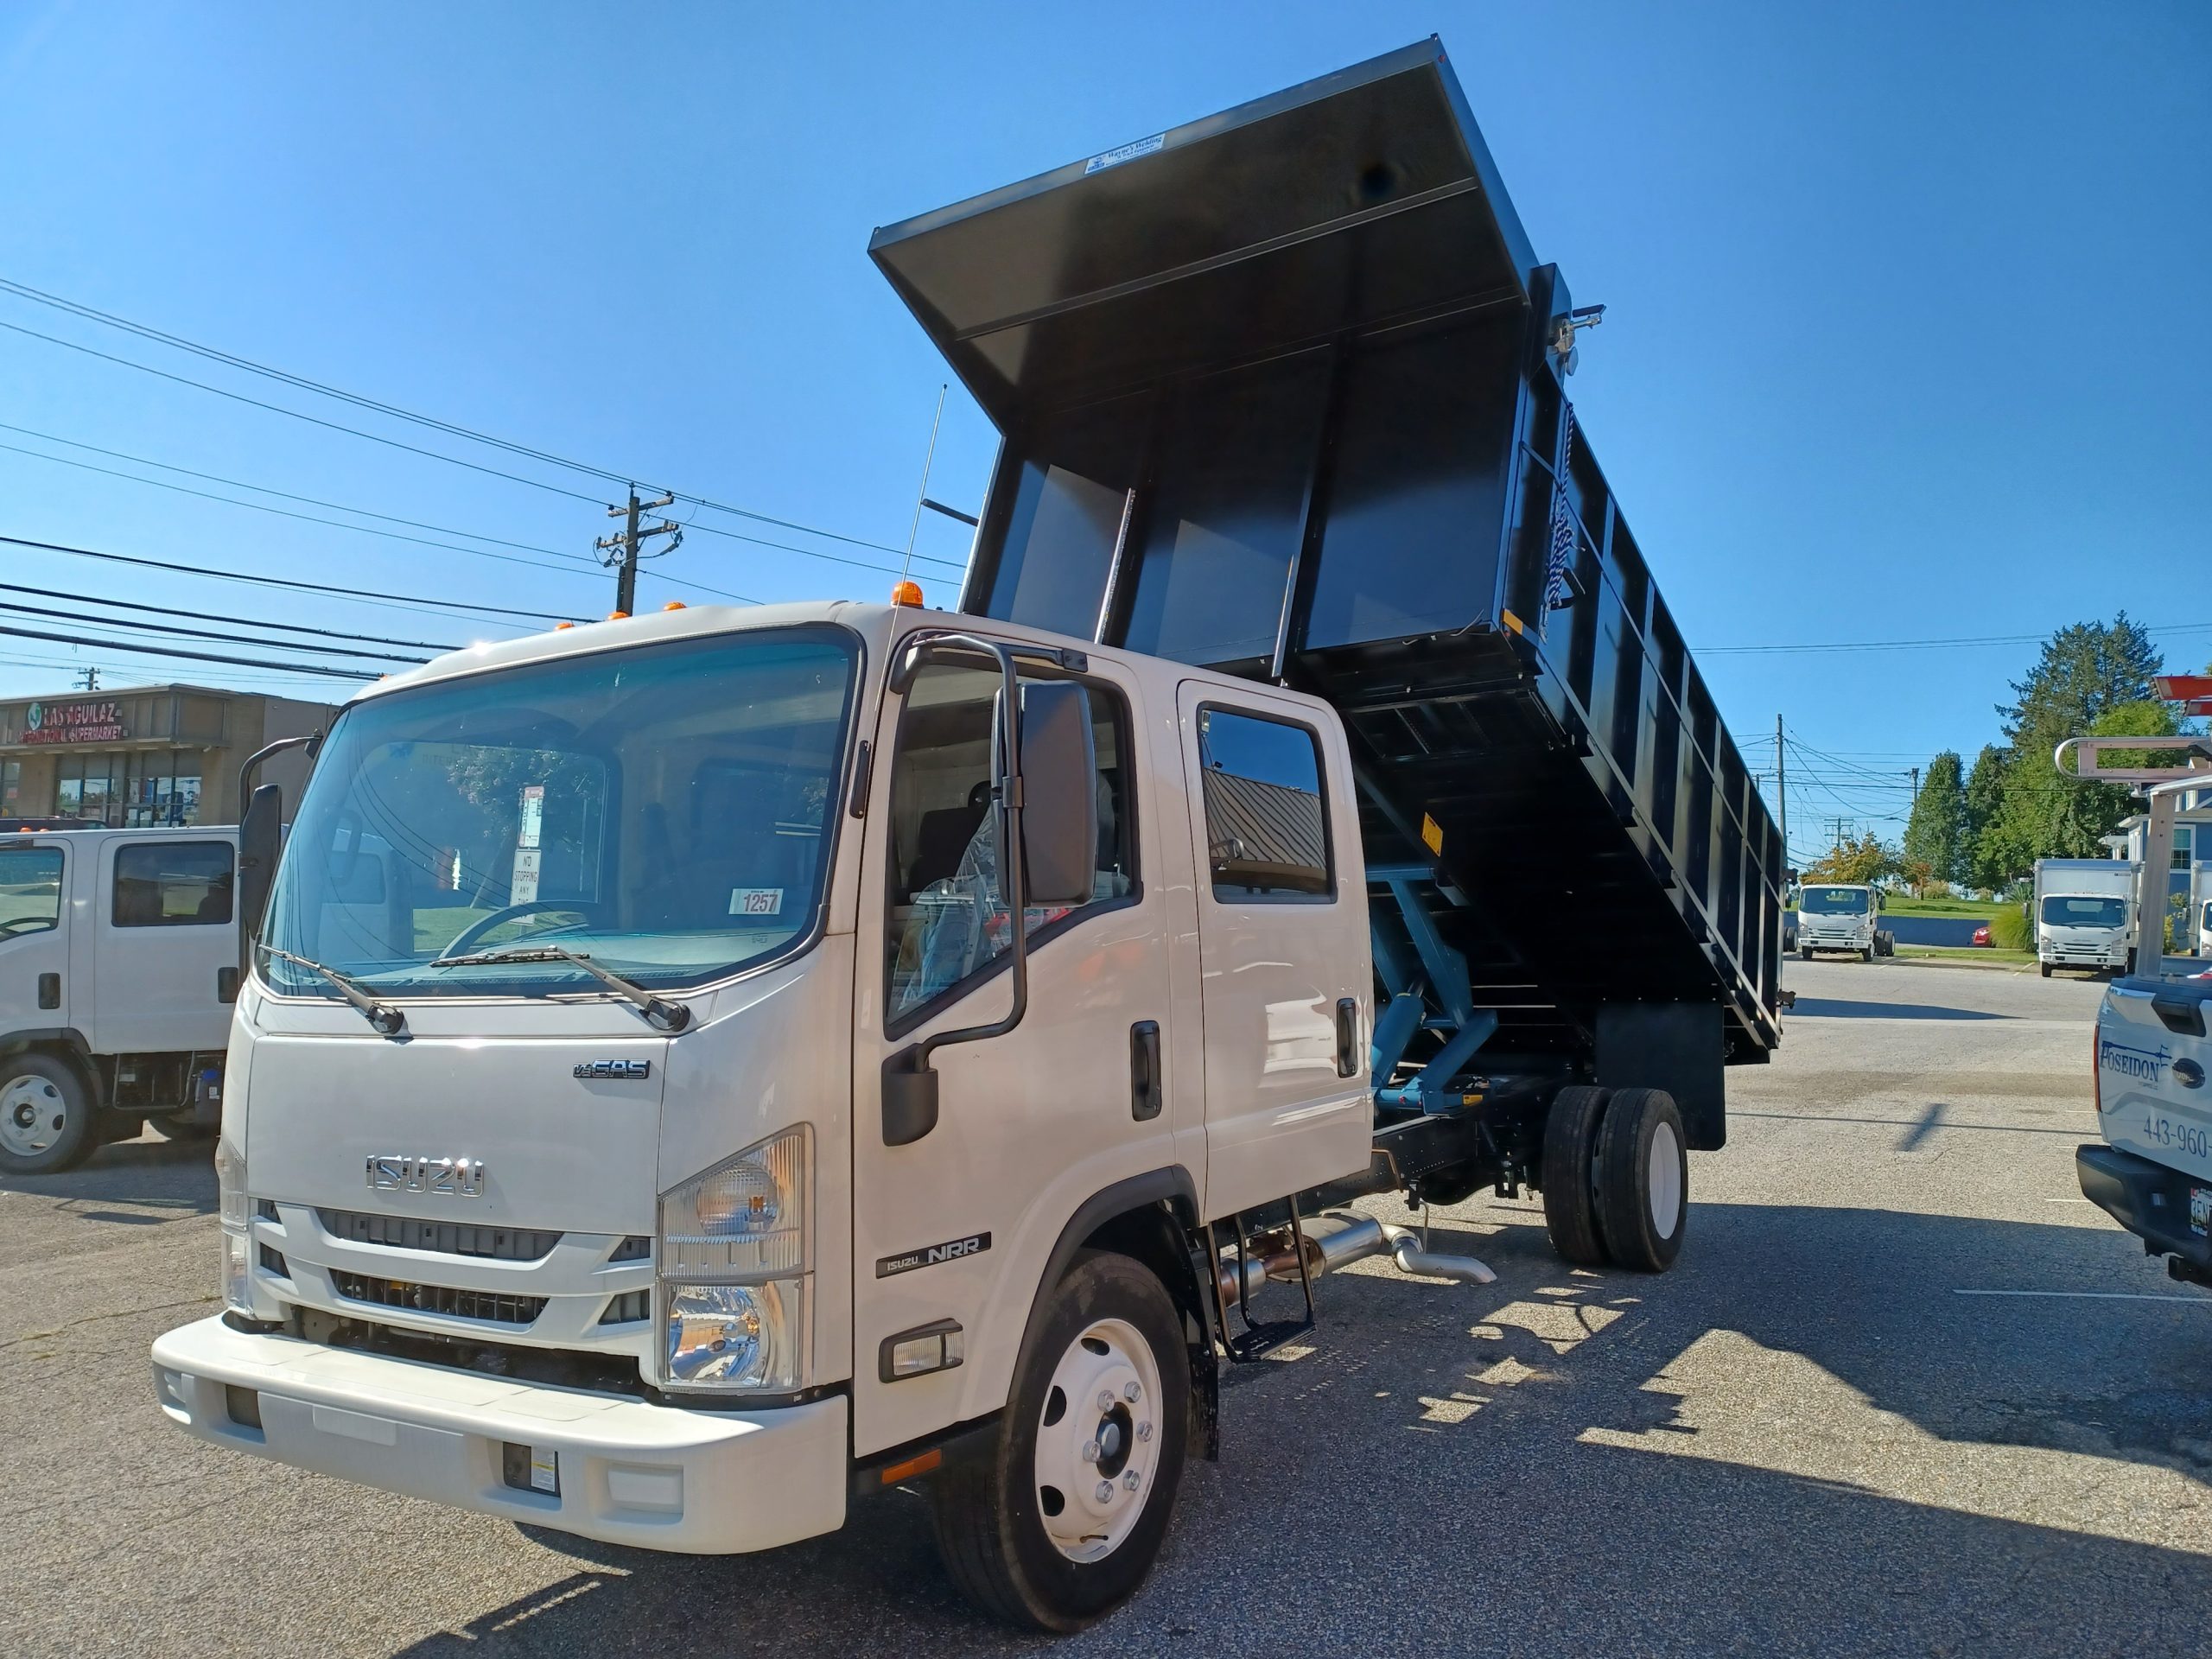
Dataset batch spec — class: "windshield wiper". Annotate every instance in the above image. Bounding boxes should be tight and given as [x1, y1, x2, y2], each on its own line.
[428, 944, 691, 1033]
[261, 947, 406, 1037]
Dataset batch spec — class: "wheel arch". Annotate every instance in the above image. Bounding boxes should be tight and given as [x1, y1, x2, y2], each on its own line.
[0, 1028, 99, 1104]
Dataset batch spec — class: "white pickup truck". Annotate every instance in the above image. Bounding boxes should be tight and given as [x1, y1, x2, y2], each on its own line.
[2079, 971, 2212, 1287]
[1794, 883, 1891, 961]
[2, 825, 240, 1173]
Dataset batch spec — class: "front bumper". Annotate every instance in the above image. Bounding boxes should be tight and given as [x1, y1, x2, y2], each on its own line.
[151, 1317, 848, 1553]
[2075, 1142, 2212, 1277]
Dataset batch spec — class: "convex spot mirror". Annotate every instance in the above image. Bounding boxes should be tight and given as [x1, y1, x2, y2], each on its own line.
[998, 680, 1096, 910]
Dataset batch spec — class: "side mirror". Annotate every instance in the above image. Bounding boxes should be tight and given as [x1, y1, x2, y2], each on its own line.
[1003, 681, 1097, 909]
[238, 783, 283, 972]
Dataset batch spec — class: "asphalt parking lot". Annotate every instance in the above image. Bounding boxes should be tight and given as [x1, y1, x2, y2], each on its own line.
[5, 957, 2208, 1657]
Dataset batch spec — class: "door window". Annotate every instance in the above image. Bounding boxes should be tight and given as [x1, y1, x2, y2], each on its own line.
[1196, 706, 1332, 900]
[885, 664, 1135, 1030]
[0, 847, 64, 936]
[112, 841, 235, 927]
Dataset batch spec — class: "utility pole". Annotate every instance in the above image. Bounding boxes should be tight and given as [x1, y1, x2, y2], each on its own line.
[75, 666, 99, 692]
[1774, 715, 1788, 869]
[1909, 765, 1920, 803]
[594, 487, 682, 615]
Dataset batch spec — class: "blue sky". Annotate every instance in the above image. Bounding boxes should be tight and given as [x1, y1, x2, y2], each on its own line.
[2, 2, 2205, 854]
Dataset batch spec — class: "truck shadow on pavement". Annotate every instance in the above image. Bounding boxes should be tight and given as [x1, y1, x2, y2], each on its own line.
[387, 1199, 2211, 1657]
[0, 1133, 215, 1219]
[1787, 997, 2014, 1020]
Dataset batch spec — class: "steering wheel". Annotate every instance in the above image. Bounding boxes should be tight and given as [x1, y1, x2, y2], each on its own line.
[438, 899, 605, 960]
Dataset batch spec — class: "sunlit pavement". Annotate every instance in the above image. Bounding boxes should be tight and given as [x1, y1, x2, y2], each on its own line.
[4, 957, 2204, 1656]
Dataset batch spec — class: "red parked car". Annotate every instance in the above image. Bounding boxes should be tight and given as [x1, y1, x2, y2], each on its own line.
[1972, 925, 1992, 947]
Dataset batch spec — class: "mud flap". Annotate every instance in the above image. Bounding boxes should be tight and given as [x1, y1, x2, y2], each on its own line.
[1597, 1002, 1725, 1151]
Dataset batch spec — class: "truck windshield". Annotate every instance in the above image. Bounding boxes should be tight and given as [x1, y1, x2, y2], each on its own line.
[1799, 887, 1867, 914]
[2041, 895, 2126, 929]
[261, 626, 857, 1000]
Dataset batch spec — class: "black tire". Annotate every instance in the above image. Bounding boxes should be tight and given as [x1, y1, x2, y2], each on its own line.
[1594, 1087, 1688, 1272]
[149, 1111, 217, 1143]
[0, 1052, 98, 1175]
[1799, 946, 1813, 962]
[2039, 963, 2052, 979]
[1540, 1084, 1611, 1266]
[931, 1250, 1189, 1632]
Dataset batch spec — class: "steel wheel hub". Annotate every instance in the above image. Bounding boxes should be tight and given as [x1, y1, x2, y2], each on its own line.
[0, 1073, 67, 1159]
[1033, 1315, 1161, 1562]
[1648, 1119, 1683, 1239]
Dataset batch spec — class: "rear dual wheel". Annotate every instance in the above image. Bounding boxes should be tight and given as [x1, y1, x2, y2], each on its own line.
[1541, 1085, 1688, 1273]
[931, 1250, 1189, 1632]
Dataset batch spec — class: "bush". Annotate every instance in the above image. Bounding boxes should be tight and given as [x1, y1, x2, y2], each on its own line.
[1990, 906, 2032, 952]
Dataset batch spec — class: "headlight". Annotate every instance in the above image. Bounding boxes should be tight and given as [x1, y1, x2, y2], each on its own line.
[657, 1127, 810, 1393]
[664, 1280, 804, 1390]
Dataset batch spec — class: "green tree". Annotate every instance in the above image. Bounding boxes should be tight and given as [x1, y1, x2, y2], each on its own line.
[1901, 749, 1968, 884]
[1989, 615, 2169, 871]
[1962, 743, 2014, 891]
[1802, 831, 1894, 887]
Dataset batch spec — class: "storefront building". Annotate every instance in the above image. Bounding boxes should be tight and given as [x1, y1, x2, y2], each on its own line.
[0, 684, 339, 827]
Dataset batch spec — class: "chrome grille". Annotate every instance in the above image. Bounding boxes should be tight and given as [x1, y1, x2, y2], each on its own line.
[329, 1269, 547, 1326]
[318, 1208, 562, 1262]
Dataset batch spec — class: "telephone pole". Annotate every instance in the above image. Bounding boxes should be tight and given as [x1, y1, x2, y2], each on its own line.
[1774, 714, 1788, 868]
[75, 666, 99, 692]
[594, 488, 682, 615]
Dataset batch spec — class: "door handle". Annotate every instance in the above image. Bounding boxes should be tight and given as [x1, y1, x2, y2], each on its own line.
[1335, 997, 1360, 1077]
[216, 966, 239, 1005]
[1129, 1020, 1162, 1121]
[37, 971, 60, 1011]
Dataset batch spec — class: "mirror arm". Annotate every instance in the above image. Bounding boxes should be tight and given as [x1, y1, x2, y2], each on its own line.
[237, 730, 323, 809]
[882, 636, 1033, 1147]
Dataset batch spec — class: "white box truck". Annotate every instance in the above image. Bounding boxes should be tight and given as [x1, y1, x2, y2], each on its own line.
[146, 46, 1791, 1630]
[2, 825, 240, 1173]
[2033, 857, 2136, 978]
[1793, 883, 1891, 961]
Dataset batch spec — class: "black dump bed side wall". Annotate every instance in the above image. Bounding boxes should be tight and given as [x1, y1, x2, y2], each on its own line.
[873, 40, 1784, 1064]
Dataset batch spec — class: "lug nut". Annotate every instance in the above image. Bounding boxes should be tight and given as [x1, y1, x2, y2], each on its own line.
[1097, 1390, 1115, 1412]
[1096, 1481, 1115, 1503]
[1081, 1440, 1100, 1462]
[1123, 1470, 1141, 1491]
[1136, 1421, 1154, 1442]
[1124, 1381, 1141, 1402]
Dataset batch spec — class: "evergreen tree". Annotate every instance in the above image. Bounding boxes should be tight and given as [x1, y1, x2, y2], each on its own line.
[1962, 743, 2014, 891]
[1901, 750, 1968, 884]
[1990, 615, 2168, 868]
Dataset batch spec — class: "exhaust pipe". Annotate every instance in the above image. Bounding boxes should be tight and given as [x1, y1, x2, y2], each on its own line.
[1381, 1223, 1496, 1284]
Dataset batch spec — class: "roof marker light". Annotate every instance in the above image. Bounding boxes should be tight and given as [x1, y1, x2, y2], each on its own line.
[555, 621, 575, 630]
[608, 611, 630, 621]
[891, 581, 924, 607]
[664, 601, 687, 611]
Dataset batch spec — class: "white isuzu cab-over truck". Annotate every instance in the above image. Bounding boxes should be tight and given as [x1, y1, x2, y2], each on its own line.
[149, 45, 1790, 1630]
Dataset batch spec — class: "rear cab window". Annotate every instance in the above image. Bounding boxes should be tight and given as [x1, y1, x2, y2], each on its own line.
[112, 841, 235, 928]
[1195, 705, 1332, 901]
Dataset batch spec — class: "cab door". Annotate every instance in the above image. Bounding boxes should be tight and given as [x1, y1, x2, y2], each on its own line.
[90, 836, 237, 1054]
[848, 645, 1195, 1458]
[1175, 683, 1371, 1217]
[0, 838, 73, 1034]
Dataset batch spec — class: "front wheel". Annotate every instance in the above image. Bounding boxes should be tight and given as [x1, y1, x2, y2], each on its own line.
[2039, 963, 2053, 979]
[931, 1251, 1190, 1632]
[0, 1054, 97, 1175]
[1799, 946, 1813, 962]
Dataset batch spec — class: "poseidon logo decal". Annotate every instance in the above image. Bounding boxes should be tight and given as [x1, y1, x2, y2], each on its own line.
[365, 1155, 486, 1197]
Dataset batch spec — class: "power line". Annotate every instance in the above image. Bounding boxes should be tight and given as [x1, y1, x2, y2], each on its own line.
[0, 533, 573, 625]
[0, 598, 427, 666]
[0, 419, 582, 560]
[1707, 621, 2212, 656]
[0, 621, 377, 680]
[0, 275, 967, 572]
[0, 646, 352, 692]
[0, 579, 458, 652]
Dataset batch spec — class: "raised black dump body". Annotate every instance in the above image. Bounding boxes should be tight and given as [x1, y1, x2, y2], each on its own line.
[872, 40, 1783, 1152]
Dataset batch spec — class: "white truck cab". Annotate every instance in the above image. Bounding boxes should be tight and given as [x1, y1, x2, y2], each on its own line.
[2033, 857, 2136, 978]
[1794, 884, 1888, 961]
[2, 825, 240, 1173]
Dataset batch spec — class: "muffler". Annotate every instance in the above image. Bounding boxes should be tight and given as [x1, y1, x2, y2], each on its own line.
[1213, 1211, 1494, 1300]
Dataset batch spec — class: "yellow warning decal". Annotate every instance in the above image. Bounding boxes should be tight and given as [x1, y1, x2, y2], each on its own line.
[1500, 608, 1524, 635]
[1420, 813, 1444, 855]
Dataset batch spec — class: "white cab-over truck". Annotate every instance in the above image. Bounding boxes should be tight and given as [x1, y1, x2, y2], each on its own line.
[2033, 857, 2136, 978]
[147, 46, 1790, 1630]
[2, 825, 240, 1173]
[1794, 883, 1891, 962]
